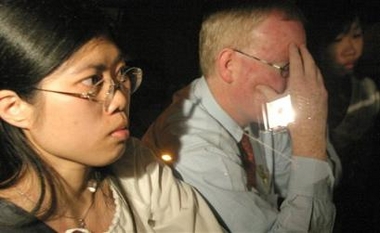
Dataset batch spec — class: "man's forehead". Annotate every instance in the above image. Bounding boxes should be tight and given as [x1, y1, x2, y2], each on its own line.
[251, 15, 305, 48]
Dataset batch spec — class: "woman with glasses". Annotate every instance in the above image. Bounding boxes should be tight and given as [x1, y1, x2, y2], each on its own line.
[0, 0, 222, 232]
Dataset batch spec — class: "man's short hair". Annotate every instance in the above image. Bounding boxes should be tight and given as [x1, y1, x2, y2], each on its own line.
[199, 0, 305, 77]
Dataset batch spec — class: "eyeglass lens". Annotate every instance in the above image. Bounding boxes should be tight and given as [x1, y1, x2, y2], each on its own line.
[103, 67, 142, 111]
[280, 65, 289, 78]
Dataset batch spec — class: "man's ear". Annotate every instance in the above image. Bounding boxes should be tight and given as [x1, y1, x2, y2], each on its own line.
[216, 48, 236, 83]
[0, 90, 33, 129]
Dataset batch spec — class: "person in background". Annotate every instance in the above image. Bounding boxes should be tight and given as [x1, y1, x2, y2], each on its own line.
[0, 0, 224, 232]
[143, 0, 341, 232]
[303, 2, 380, 232]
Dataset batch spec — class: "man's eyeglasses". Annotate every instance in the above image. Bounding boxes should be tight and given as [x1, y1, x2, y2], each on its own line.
[34, 66, 143, 112]
[232, 49, 289, 78]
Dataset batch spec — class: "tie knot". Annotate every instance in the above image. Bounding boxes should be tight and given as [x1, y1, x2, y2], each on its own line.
[240, 134, 252, 153]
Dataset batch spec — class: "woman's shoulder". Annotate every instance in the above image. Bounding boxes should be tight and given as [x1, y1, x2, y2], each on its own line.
[111, 137, 164, 181]
[0, 199, 54, 232]
[110, 137, 176, 208]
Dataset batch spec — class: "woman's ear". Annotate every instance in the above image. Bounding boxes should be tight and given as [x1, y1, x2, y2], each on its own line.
[0, 90, 33, 128]
[217, 48, 235, 83]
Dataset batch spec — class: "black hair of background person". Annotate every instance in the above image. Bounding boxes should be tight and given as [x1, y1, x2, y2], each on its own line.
[297, 0, 380, 85]
[298, 1, 380, 233]
[300, 1, 360, 129]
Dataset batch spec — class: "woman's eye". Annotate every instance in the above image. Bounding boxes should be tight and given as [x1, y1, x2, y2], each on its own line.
[353, 32, 363, 39]
[118, 66, 129, 83]
[82, 75, 103, 87]
[81, 75, 104, 96]
[333, 35, 343, 43]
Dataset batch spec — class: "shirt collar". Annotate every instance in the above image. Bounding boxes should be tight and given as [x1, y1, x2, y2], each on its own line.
[194, 77, 245, 142]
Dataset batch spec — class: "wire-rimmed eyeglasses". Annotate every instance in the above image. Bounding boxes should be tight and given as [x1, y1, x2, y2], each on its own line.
[33, 66, 143, 112]
[232, 49, 289, 78]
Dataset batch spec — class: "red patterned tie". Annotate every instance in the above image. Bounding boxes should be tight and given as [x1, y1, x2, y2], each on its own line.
[239, 134, 256, 190]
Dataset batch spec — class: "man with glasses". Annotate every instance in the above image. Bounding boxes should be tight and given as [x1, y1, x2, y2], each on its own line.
[143, 1, 341, 232]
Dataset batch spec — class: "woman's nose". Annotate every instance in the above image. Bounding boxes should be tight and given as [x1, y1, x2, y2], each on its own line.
[342, 38, 357, 56]
[106, 87, 131, 116]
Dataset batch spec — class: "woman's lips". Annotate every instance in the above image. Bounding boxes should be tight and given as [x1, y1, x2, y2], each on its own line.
[344, 62, 355, 70]
[111, 127, 130, 139]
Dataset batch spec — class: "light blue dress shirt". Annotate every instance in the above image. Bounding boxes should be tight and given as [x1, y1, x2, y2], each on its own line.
[143, 77, 341, 233]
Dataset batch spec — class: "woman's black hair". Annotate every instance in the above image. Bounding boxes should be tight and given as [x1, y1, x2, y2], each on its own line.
[0, 0, 115, 224]
[301, 1, 361, 60]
